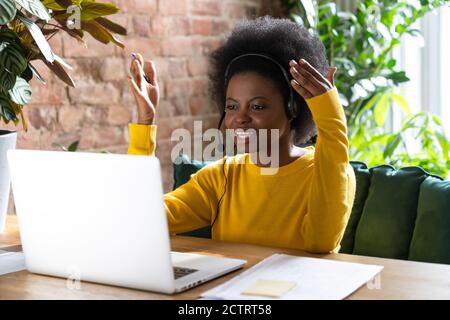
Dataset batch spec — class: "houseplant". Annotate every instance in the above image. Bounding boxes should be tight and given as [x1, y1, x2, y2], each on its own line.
[281, 0, 450, 178]
[0, 0, 127, 231]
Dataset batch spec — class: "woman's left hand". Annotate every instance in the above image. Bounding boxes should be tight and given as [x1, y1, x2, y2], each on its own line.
[289, 59, 336, 99]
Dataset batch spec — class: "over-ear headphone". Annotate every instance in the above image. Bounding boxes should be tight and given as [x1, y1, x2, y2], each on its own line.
[217, 53, 297, 130]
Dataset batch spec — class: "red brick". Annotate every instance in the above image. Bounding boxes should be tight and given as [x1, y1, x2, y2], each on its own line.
[165, 79, 191, 98]
[132, 15, 151, 37]
[187, 56, 210, 77]
[59, 105, 84, 130]
[212, 20, 231, 35]
[161, 37, 202, 57]
[190, 1, 221, 16]
[79, 126, 126, 149]
[29, 79, 67, 105]
[189, 95, 205, 115]
[167, 58, 188, 78]
[201, 37, 225, 55]
[158, 0, 187, 16]
[225, 3, 257, 19]
[68, 81, 120, 105]
[107, 105, 132, 125]
[118, 0, 157, 13]
[25, 105, 58, 131]
[121, 37, 161, 59]
[190, 19, 212, 36]
[100, 57, 126, 81]
[190, 78, 208, 96]
[63, 36, 116, 58]
[151, 16, 190, 36]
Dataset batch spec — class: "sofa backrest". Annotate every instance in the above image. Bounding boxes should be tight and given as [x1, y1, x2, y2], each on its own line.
[172, 155, 450, 264]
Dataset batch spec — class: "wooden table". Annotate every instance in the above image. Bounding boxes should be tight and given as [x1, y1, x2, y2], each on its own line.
[1, 215, 450, 299]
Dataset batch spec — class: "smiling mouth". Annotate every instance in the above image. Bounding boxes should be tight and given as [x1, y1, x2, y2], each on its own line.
[233, 129, 257, 142]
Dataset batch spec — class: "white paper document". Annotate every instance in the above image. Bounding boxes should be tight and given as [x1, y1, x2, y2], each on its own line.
[0, 251, 26, 276]
[201, 254, 383, 300]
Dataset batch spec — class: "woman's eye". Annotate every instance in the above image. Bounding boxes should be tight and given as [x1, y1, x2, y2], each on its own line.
[252, 105, 265, 111]
[225, 105, 237, 111]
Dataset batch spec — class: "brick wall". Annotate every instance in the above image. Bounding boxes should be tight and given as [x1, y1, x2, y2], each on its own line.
[8, 0, 282, 193]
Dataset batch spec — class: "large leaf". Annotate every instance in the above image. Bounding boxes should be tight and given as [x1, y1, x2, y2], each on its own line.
[82, 20, 124, 48]
[0, 0, 17, 25]
[0, 93, 17, 123]
[0, 67, 17, 90]
[16, 11, 55, 63]
[15, 0, 51, 21]
[21, 64, 33, 82]
[80, 2, 120, 20]
[8, 77, 32, 105]
[0, 41, 28, 75]
[41, 0, 66, 11]
[29, 62, 46, 84]
[95, 17, 127, 35]
[41, 56, 75, 87]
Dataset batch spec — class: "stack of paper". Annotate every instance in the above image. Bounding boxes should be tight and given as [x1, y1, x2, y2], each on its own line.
[0, 251, 26, 276]
[201, 254, 383, 300]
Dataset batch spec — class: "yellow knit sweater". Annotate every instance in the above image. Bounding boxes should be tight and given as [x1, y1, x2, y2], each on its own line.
[128, 88, 356, 253]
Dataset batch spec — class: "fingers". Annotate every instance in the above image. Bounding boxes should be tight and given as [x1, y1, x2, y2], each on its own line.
[144, 60, 157, 86]
[127, 76, 141, 97]
[291, 79, 313, 99]
[326, 67, 337, 87]
[289, 65, 317, 95]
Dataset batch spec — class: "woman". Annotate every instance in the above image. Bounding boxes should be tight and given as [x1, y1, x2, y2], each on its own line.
[127, 16, 356, 253]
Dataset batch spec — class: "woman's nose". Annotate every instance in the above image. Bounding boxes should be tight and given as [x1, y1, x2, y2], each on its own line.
[234, 109, 251, 125]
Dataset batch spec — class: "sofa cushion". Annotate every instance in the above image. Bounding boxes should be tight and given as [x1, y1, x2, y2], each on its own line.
[352, 166, 428, 259]
[339, 161, 372, 253]
[408, 176, 450, 264]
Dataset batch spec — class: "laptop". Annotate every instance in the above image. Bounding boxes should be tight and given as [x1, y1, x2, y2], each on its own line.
[7, 149, 246, 294]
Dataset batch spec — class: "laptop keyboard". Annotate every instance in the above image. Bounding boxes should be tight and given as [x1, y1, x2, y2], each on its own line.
[173, 267, 198, 279]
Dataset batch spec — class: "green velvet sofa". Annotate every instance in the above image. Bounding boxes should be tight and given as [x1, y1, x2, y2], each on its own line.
[172, 155, 450, 265]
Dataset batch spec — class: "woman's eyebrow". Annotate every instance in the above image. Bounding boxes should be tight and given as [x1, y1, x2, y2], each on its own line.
[225, 96, 270, 102]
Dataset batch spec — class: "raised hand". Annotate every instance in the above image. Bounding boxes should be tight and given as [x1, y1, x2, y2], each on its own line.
[289, 58, 336, 99]
[128, 53, 160, 125]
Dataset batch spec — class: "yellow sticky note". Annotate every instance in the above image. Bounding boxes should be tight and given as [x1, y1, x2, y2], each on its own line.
[241, 279, 297, 298]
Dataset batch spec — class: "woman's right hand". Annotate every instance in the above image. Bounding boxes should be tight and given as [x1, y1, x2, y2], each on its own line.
[128, 53, 160, 125]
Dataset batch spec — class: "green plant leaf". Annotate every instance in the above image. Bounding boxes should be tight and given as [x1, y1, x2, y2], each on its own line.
[16, 11, 55, 63]
[0, 41, 28, 76]
[383, 134, 402, 159]
[41, 56, 75, 87]
[81, 20, 124, 48]
[391, 93, 411, 116]
[95, 17, 127, 35]
[41, 0, 66, 10]
[15, 0, 51, 21]
[0, 0, 17, 25]
[8, 77, 32, 105]
[80, 2, 120, 20]
[374, 93, 390, 126]
[20, 64, 33, 82]
[0, 68, 17, 90]
[29, 62, 46, 84]
[0, 93, 17, 123]
[67, 140, 79, 152]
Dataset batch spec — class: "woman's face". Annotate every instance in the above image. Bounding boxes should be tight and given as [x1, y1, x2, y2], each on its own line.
[224, 72, 291, 153]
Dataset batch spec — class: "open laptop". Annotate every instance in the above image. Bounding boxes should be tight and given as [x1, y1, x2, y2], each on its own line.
[7, 149, 246, 294]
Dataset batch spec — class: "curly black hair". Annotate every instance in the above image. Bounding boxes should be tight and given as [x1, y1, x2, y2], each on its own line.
[209, 16, 329, 145]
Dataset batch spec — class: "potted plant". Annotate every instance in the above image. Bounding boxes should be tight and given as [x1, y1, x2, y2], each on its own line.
[0, 0, 127, 232]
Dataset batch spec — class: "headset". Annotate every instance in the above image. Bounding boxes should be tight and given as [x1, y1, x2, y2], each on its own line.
[212, 53, 297, 228]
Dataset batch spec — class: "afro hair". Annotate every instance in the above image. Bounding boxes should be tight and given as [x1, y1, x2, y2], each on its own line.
[209, 16, 329, 145]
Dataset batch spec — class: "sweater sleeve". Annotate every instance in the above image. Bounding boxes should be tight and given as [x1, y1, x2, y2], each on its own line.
[300, 88, 356, 253]
[127, 123, 223, 234]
